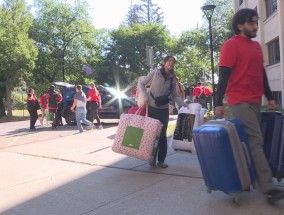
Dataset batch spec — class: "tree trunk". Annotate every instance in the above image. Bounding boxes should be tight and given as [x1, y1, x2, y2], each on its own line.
[5, 83, 13, 119]
[0, 96, 6, 118]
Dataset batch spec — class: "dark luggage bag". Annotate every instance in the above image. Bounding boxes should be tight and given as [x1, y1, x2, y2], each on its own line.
[261, 111, 284, 182]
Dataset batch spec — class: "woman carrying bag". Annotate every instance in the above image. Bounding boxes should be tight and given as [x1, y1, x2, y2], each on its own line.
[139, 55, 188, 168]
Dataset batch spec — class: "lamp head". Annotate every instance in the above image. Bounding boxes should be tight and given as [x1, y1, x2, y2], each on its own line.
[201, 4, 216, 20]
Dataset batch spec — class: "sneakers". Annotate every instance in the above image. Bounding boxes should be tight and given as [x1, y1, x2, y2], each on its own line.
[149, 160, 168, 168]
[265, 189, 284, 204]
[86, 123, 94, 130]
[98, 125, 103, 130]
[149, 159, 156, 167]
[158, 162, 168, 168]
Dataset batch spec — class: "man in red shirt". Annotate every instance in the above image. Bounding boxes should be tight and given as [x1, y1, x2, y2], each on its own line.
[193, 82, 206, 107]
[193, 82, 203, 99]
[215, 8, 284, 204]
[46, 84, 60, 129]
[203, 85, 212, 110]
[87, 83, 103, 129]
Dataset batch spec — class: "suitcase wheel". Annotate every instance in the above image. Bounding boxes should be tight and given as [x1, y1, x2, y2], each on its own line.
[231, 193, 241, 204]
[206, 187, 212, 193]
[232, 196, 239, 204]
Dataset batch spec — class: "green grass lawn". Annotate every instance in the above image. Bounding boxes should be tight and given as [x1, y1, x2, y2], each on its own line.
[167, 123, 175, 137]
[0, 110, 37, 122]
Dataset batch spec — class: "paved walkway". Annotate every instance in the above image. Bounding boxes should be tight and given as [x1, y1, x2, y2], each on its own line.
[1, 119, 284, 215]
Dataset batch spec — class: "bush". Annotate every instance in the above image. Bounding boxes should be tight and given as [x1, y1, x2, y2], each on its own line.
[12, 90, 26, 110]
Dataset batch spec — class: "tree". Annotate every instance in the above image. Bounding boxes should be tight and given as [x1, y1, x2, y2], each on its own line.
[0, 0, 37, 118]
[125, 0, 164, 25]
[105, 23, 174, 88]
[30, 0, 102, 86]
[173, 0, 234, 86]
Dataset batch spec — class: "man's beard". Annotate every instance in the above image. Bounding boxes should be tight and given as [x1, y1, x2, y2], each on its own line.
[243, 28, 257, 38]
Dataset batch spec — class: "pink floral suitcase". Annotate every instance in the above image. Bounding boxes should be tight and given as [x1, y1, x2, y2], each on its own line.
[112, 113, 163, 162]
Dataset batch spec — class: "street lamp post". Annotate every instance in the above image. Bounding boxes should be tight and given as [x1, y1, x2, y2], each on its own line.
[201, 4, 216, 113]
[61, 32, 91, 82]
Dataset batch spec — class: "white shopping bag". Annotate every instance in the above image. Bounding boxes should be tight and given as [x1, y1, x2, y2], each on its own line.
[170, 103, 206, 153]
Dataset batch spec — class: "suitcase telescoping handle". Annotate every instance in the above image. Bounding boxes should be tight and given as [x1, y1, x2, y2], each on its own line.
[240, 141, 252, 167]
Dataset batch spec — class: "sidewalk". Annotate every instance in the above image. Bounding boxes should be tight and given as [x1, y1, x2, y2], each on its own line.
[1, 121, 284, 215]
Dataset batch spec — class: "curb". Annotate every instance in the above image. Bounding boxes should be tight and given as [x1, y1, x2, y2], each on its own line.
[0, 118, 30, 123]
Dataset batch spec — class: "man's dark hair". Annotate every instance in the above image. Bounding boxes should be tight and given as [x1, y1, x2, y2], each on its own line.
[232, 8, 258, 34]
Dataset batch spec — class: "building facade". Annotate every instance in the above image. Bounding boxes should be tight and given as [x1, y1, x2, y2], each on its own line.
[233, 0, 284, 108]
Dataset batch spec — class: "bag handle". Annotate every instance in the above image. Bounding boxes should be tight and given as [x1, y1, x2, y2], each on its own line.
[134, 106, 148, 116]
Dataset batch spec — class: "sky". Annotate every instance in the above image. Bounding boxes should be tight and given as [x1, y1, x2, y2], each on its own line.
[89, 0, 207, 35]
[0, 0, 207, 36]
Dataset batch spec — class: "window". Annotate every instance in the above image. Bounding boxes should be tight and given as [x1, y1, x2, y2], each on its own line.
[267, 38, 280, 65]
[266, 0, 277, 17]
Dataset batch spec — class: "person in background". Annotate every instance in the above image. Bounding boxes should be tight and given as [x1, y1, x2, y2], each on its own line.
[203, 84, 213, 110]
[215, 8, 284, 204]
[184, 86, 192, 103]
[39, 90, 48, 126]
[139, 55, 188, 168]
[46, 84, 59, 129]
[193, 82, 205, 107]
[71, 85, 94, 133]
[27, 88, 39, 130]
[55, 89, 63, 126]
[175, 76, 185, 110]
[87, 83, 103, 129]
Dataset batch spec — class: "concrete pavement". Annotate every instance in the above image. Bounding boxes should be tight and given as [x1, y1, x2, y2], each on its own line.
[1, 119, 284, 215]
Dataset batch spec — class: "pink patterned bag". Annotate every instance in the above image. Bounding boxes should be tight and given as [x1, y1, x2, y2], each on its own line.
[112, 113, 163, 162]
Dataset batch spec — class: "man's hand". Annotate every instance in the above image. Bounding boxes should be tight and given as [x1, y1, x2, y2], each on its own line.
[267, 100, 277, 110]
[215, 106, 225, 117]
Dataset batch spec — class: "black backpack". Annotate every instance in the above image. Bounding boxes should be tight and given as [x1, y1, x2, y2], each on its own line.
[48, 89, 58, 108]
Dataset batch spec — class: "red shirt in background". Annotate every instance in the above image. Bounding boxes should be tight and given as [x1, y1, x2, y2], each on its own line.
[58, 93, 62, 103]
[193, 85, 203, 97]
[88, 89, 101, 102]
[40, 95, 48, 109]
[203, 87, 212, 96]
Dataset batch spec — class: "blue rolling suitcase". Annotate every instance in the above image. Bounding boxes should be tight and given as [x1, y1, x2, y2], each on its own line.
[261, 111, 284, 182]
[192, 119, 257, 203]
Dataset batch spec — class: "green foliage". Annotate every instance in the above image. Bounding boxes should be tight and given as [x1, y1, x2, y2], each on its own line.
[11, 90, 26, 110]
[0, 0, 235, 115]
[0, 0, 38, 86]
[30, 0, 102, 84]
[105, 23, 174, 87]
[0, 0, 38, 117]
[172, 0, 234, 86]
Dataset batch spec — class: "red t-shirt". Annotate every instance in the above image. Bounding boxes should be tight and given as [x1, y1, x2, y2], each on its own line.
[58, 93, 62, 103]
[88, 89, 100, 102]
[40, 95, 48, 109]
[203, 87, 212, 96]
[219, 35, 264, 106]
[193, 86, 203, 97]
